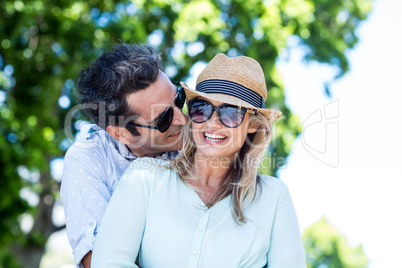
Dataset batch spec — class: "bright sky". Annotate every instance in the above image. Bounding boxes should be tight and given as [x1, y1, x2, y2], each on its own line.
[277, 0, 402, 267]
[44, 0, 402, 267]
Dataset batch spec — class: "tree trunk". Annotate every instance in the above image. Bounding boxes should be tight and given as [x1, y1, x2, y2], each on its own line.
[11, 160, 64, 268]
[11, 246, 44, 268]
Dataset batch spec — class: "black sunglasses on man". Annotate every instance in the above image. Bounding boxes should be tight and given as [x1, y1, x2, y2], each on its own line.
[128, 81, 186, 133]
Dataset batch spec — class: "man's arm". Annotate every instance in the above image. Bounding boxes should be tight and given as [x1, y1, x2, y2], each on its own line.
[81, 251, 92, 268]
[61, 144, 111, 267]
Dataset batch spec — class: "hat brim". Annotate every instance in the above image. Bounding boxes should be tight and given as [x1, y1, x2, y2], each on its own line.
[180, 82, 282, 120]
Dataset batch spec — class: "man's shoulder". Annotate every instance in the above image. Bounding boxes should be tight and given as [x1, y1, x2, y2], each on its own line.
[65, 124, 115, 157]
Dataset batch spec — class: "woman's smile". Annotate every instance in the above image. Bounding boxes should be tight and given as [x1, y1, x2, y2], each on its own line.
[202, 131, 228, 144]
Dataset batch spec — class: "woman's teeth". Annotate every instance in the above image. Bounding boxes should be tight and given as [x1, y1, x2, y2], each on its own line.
[204, 133, 227, 141]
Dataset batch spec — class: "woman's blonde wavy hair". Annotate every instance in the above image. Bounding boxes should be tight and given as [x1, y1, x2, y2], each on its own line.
[170, 111, 273, 224]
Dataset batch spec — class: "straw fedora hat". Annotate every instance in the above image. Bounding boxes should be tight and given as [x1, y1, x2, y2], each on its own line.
[180, 53, 282, 120]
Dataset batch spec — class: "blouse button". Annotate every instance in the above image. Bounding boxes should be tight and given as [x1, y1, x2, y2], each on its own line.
[193, 250, 198, 255]
[199, 227, 204, 231]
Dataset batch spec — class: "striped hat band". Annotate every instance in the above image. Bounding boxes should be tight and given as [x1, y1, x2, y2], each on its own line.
[196, 79, 266, 109]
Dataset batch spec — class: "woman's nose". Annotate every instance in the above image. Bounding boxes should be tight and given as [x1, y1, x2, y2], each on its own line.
[206, 111, 223, 128]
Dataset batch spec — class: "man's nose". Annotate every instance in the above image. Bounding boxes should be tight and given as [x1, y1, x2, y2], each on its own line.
[172, 106, 189, 125]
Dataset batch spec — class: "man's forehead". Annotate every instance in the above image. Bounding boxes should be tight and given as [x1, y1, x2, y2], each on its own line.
[126, 82, 175, 121]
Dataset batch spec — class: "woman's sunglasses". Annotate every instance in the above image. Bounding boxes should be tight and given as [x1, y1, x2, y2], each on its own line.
[128, 81, 186, 133]
[188, 99, 253, 128]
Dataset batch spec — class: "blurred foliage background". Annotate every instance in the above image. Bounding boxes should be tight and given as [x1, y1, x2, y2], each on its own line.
[0, 0, 372, 267]
[303, 218, 369, 268]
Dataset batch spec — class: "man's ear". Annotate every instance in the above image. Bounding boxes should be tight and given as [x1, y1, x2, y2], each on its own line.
[106, 125, 132, 144]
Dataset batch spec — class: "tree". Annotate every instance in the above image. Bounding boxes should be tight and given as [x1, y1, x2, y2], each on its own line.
[0, 0, 372, 267]
[303, 217, 369, 268]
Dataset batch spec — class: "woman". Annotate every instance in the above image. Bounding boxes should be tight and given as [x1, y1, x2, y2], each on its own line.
[91, 54, 306, 267]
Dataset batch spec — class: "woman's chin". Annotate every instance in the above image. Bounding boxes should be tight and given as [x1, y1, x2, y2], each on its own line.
[194, 148, 237, 163]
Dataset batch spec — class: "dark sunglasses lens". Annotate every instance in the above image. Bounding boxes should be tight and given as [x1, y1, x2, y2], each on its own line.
[189, 100, 212, 123]
[218, 105, 246, 127]
[175, 87, 186, 109]
[158, 107, 174, 133]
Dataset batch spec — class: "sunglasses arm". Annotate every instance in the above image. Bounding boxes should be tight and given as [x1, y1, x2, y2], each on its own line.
[127, 123, 158, 130]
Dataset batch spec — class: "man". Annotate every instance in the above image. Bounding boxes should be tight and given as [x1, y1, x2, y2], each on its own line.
[60, 43, 188, 267]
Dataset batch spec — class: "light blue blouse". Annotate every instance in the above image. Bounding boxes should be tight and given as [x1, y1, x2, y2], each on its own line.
[92, 158, 306, 268]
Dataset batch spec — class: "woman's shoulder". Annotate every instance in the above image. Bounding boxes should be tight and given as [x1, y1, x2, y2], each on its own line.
[130, 157, 170, 170]
[257, 174, 289, 196]
[121, 157, 172, 184]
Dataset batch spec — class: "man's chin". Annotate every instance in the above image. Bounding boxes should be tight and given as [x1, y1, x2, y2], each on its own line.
[162, 138, 183, 152]
[169, 139, 183, 151]
[175, 139, 183, 151]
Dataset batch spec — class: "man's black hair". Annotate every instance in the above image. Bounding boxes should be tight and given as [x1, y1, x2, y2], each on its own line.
[76, 43, 163, 136]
